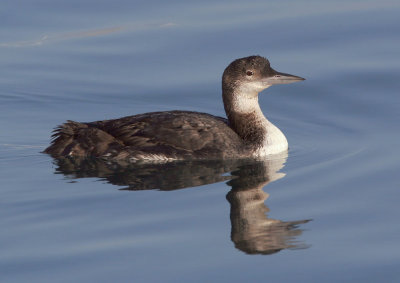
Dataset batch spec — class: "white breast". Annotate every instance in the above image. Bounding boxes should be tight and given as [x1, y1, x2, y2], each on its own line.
[255, 121, 288, 156]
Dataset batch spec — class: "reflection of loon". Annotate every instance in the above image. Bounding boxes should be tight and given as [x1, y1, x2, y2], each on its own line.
[226, 157, 310, 254]
[44, 56, 304, 161]
[52, 153, 310, 255]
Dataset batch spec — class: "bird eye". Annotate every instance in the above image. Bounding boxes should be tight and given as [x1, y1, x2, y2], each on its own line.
[246, 71, 253, 76]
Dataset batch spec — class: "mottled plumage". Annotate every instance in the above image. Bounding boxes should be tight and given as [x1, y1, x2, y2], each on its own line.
[45, 111, 246, 161]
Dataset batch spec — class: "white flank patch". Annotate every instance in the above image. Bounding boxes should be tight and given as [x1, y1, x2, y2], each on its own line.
[129, 153, 179, 163]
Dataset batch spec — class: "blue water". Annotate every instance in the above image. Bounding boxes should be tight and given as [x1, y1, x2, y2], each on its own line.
[1, 0, 400, 282]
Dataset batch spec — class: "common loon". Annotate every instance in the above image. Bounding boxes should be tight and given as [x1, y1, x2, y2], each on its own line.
[44, 56, 304, 162]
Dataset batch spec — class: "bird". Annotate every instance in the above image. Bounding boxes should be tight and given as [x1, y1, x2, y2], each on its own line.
[44, 55, 305, 162]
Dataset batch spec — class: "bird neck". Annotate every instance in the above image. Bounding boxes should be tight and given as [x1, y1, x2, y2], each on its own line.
[222, 83, 288, 155]
[223, 84, 269, 146]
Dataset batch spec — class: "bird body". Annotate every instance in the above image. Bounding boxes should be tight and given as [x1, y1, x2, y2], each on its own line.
[44, 56, 304, 162]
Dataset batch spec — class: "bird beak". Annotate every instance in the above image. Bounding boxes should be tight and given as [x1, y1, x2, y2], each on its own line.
[263, 69, 305, 85]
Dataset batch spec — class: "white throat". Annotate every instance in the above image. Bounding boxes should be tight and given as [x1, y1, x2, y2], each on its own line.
[231, 85, 288, 156]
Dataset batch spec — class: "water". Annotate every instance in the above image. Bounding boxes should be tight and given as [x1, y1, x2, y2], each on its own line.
[1, 0, 400, 282]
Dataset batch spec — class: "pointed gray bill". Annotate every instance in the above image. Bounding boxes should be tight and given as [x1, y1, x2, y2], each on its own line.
[263, 69, 305, 85]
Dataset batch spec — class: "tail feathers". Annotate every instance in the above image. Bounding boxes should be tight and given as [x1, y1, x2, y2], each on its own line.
[44, 120, 123, 157]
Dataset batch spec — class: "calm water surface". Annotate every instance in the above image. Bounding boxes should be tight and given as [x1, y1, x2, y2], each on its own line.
[1, 0, 400, 282]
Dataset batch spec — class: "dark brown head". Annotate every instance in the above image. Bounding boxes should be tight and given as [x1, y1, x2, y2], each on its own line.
[222, 55, 305, 96]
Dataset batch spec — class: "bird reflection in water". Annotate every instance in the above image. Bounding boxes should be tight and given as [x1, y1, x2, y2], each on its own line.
[51, 152, 310, 255]
[226, 157, 310, 254]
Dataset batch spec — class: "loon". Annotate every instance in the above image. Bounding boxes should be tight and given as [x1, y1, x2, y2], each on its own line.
[44, 56, 304, 162]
